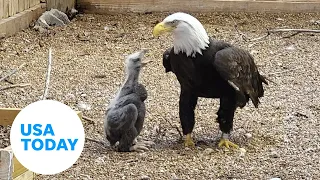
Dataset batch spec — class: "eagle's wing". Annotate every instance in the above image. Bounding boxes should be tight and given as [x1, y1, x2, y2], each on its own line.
[162, 47, 173, 73]
[213, 47, 267, 108]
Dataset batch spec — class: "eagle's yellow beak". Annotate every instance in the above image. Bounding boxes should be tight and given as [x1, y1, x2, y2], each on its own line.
[153, 22, 174, 37]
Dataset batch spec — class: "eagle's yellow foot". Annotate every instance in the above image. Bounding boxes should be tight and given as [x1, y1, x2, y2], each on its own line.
[184, 134, 195, 147]
[218, 138, 239, 149]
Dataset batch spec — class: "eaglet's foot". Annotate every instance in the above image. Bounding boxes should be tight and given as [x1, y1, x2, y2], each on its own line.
[184, 134, 195, 147]
[130, 140, 155, 152]
[218, 138, 239, 149]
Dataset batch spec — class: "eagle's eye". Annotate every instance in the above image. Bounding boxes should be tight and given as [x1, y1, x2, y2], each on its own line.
[169, 20, 179, 25]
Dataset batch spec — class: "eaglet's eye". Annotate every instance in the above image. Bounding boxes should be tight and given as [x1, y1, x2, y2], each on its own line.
[132, 58, 140, 62]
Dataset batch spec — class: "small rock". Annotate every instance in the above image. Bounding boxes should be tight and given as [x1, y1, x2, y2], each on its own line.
[139, 152, 148, 159]
[104, 26, 111, 31]
[304, 148, 312, 152]
[23, 47, 30, 53]
[270, 151, 280, 158]
[270, 178, 281, 180]
[171, 173, 180, 180]
[284, 115, 294, 121]
[94, 157, 105, 165]
[65, 93, 76, 100]
[285, 45, 295, 51]
[88, 17, 95, 20]
[0, 33, 6, 39]
[239, 148, 246, 157]
[196, 146, 203, 150]
[140, 175, 150, 180]
[0, 47, 6, 51]
[81, 93, 87, 97]
[310, 19, 320, 25]
[77, 101, 91, 111]
[244, 133, 252, 139]
[250, 50, 258, 55]
[203, 148, 214, 155]
[184, 147, 191, 151]
[153, 125, 160, 134]
[276, 18, 284, 21]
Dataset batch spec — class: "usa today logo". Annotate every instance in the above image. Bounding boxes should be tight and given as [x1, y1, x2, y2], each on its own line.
[10, 100, 85, 175]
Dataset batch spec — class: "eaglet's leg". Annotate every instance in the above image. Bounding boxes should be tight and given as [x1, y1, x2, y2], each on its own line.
[216, 97, 239, 149]
[118, 127, 138, 152]
[115, 104, 139, 152]
[179, 90, 198, 147]
[132, 102, 155, 150]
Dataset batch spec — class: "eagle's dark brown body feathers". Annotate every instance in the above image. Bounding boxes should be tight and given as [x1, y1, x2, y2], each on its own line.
[163, 38, 268, 135]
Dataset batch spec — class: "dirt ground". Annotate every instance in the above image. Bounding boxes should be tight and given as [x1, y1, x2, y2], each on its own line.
[1, 11, 320, 179]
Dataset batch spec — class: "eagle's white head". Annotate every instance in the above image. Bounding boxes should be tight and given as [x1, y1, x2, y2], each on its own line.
[153, 12, 210, 57]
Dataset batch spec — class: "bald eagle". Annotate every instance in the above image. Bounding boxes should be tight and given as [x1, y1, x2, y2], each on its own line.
[153, 12, 268, 148]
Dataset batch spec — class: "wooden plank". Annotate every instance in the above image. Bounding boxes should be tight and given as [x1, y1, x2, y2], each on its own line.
[0, 146, 14, 180]
[34, 0, 39, 6]
[30, 0, 39, 7]
[8, 0, 13, 16]
[0, 108, 21, 126]
[77, 0, 320, 13]
[13, 0, 18, 14]
[14, 170, 34, 180]
[25, 0, 30, 9]
[0, 108, 83, 126]
[47, 0, 75, 12]
[0, 0, 2, 19]
[18, 0, 25, 12]
[46, 0, 52, 10]
[3, 0, 9, 18]
[2, 146, 28, 179]
[0, 146, 32, 179]
[0, 0, 3, 19]
[29, 0, 34, 7]
[12, 154, 28, 179]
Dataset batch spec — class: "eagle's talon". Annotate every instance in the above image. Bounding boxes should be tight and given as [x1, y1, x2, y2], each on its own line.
[218, 138, 239, 149]
[184, 134, 195, 147]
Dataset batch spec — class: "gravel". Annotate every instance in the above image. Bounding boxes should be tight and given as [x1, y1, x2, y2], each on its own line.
[0, 11, 320, 179]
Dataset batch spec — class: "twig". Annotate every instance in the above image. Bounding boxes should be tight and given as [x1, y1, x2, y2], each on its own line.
[229, 15, 270, 43]
[268, 67, 304, 76]
[0, 83, 31, 91]
[262, 76, 277, 85]
[42, 48, 52, 100]
[268, 28, 320, 33]
[82, 115, 95, 124]
[249, 30, 271, 41]
[282, 32, 301, 38]
[267, 28, 320, 38]
[162, 116, 183, 139]
[0, 63, 26, 83]
[147, 109, 183, 139]
[154, 124, 162, 142]
[0, 76, 14, 84]
[229, 15, 249, 42]
[85, 137, 106, 146]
